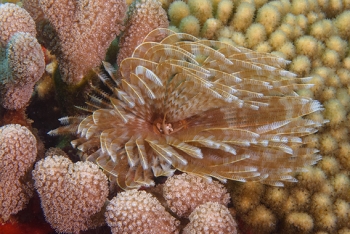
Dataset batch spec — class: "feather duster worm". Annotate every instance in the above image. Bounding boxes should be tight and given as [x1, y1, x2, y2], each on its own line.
[49, 28, 324, 189]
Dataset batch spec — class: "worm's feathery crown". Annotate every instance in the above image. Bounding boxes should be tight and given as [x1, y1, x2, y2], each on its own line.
[50, 28, 324, 189]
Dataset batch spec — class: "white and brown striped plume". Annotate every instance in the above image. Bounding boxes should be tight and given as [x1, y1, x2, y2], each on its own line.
[49, 28, 324, 189]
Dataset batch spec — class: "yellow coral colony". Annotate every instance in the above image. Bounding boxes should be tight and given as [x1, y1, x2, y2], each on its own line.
[50, 28, 323, 190]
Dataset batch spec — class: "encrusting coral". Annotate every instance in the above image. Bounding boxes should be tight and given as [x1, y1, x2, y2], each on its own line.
[105, 189, 179, 234]
[32, 155, 109, 233]
[0, 3, 45, 109]
[163, 173, 230, 217]
[0, 124, 37, 221]
[51, 28, 324, 190]
[23, 0, 127, 84]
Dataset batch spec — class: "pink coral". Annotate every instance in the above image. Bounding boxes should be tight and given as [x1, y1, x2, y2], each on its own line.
[0, 3, 36, 47]
[0, 32, 45, 109]
[0, 124, 37, 221]
[163, 173, 230, 217]
[26, 0, 127, 84]
[0, 4, 45, 110]
[105, 189, 179, 234]
[32, 155, 109, 233]
[116, 0, 169, 66]
[183, 202, 238, 234]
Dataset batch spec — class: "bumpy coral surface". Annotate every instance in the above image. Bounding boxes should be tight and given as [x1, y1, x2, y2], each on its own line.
[32, 155, 109, 233]
[183, 202, 237, 234]
[51, 28, 323, 189]
[25, 0, 127, 84]
[0, 3, 36, 47]
[0, 0, 347, 232]
[0, 3, 45, 109]
[0, 32, 45, 109]
[105, 189, 179, 234]
[117, 0, 169, 66]
[0, 124, 37, 221]
[163, 173, 230, 217]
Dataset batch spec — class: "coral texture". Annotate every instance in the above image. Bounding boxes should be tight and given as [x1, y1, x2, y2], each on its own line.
[0, 3, 45, 110]
[32, 155, 108, 233]
[168, 0, 230, 39]
[0, 3, 36, 47]
[0, 32, 45, 109]
[105, 189, 179, 234]
[0, 0, 347, 232]
[0, 124, 37, 221]
[51, 28, 323, 189]
[163, 173, 230, 217]
[117, 0, 169, 66]
[26, 0, 127, 84]
[183, 202, 237, 234]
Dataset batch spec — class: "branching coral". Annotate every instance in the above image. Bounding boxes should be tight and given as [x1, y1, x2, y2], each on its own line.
[32, 155, 109, 233]
[0, 3, 36, 48]
[0, 3, 36, 44]
[105, 189, 179, 233]
[0, 0, 347, 232]
[116, 0, 169, 67]
[50, 28, 323, 190]
[0, 32, 45, 109]
[183, 202, 237, 234]
[23, 0, 127, 84]
[0, 3, 45, 110]
[163, 173, 230, 217]
[0, 124, 37, 221]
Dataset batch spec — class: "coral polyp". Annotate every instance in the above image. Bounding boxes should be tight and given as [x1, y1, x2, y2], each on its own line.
[50, 28, 324, 189]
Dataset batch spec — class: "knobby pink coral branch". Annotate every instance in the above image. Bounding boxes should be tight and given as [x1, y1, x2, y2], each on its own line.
[163, 173, 230, 218]
[0, 124, 37, 221]
[0, 3, 36, 48]
[0, 32, 45, 110]
[183, 202, 238, 234]
[28, 0, 127, 84]
[117, 0, 169, 67]
[32, 155, 109, 233]
[0, 3, 45, 110]
[105, 189, 179, 234]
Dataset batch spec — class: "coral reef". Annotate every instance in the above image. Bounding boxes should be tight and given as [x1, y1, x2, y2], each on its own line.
[105, 189, 179, 233]
[168, 0, 231, 38]
[0, 32, 45, 110]
[163, 173, 230, 217]
[0, 124, 37, 221]
[116, 0, 169, 66]
[0, 0, 349, 233]
[29, 149, 237, 233]
[23, 0, 127, 84]
[0, 3, 36, 48]
[32, 155, 109, 233]
[0, 3, 45, 109]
